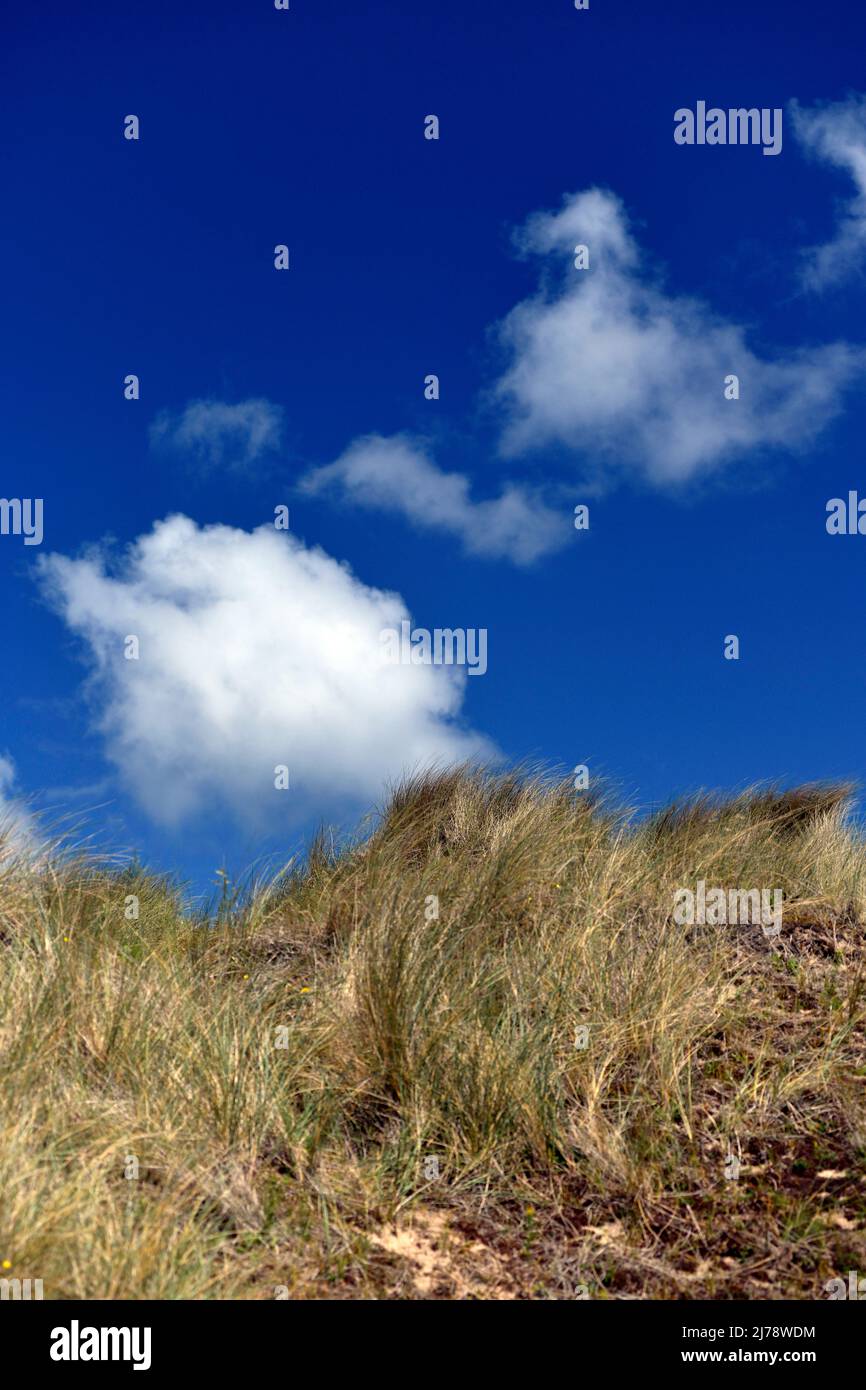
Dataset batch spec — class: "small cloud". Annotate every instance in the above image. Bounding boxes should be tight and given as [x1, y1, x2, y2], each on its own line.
[301, 433, 568, 565]
[0, 755, 39, 862]
[791, 94, 866, 290]
[150, 398, 284, 474]
[493, 187, 864, 486]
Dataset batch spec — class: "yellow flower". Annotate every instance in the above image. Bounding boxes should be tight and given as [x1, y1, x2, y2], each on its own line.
[299, 987, 311, 994]
[1, 1260, 11, 1269]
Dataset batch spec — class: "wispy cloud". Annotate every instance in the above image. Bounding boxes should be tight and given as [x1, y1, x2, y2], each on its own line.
[791, 94, 866, 289]
[38, 517, 493, 830]
[301, 433, 568, 565]
[493, 188, 864, 485]
[150, 398, 284, 474]
[148, 177, 866, 541]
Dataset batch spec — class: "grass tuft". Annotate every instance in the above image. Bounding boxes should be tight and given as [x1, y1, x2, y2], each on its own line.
[1, 768, 864, 1298]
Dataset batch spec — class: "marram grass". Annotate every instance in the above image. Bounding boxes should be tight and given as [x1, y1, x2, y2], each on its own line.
[1, 768, 864, 1299]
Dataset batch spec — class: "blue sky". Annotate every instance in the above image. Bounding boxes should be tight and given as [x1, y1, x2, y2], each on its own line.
[3, 0, 866, 899]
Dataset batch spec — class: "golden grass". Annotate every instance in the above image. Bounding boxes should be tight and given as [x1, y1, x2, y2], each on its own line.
[0, 768, 864, 1299]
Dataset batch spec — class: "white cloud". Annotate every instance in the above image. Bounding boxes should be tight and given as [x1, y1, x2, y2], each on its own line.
[494, 188, 864, 485]
[150, 398, 284, 473]
[301, 433, 568, 565]
[0, 756, 38, 862]
[792, 95, 866, 289]
[37, 517, 492, 829]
